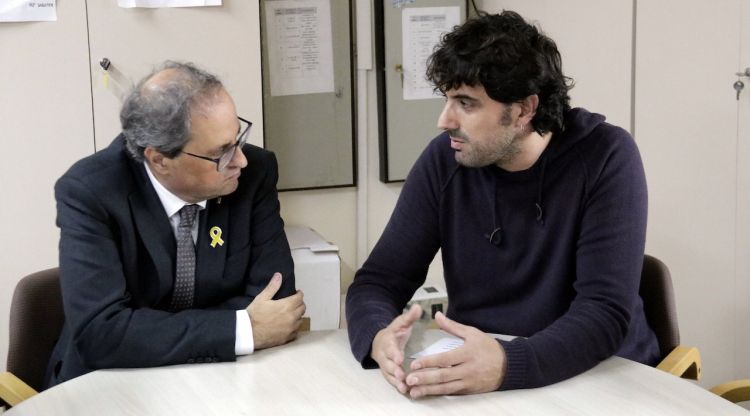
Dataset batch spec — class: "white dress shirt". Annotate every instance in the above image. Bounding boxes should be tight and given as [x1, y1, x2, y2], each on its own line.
[144, 163, 254, 355]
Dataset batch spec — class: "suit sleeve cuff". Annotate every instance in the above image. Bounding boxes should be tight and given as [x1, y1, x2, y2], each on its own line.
[235, 310, 254, 355]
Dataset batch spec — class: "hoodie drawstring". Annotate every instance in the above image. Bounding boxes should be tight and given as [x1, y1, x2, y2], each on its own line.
[487, 157, 548, 247]
[535, 156, 548, 225]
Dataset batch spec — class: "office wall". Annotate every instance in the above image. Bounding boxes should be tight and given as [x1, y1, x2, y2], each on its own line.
[279, 189, 358, 289]
[736, 0, 750, 387]
[635, 0, 746, 389]
[1, 0, 748, 394]
[478, 0, 634, 131]
[85, 2, 266, 150]
[0, 2, 94, 374]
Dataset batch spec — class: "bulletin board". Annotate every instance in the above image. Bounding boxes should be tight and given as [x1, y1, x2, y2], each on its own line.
[376, 0, 467, 182]
[260, 0, 356, 190]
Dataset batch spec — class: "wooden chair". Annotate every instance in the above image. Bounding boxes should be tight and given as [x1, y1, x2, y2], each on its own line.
[0, 268, 64, 408]
[640, 255, 701, 379]
[710, 380, 750, 403]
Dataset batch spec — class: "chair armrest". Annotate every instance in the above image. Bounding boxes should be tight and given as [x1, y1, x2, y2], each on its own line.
[655, 345, 702, 380]
[0, 371, 38, 407]
[710, 379, 750, 403]
[300, 317, 311, 332]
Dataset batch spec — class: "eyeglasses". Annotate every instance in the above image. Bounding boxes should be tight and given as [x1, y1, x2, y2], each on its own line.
[182, 116, 252, 172]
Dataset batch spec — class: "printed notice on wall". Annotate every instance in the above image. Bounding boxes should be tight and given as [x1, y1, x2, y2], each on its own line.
[118, 0, 221, 8]
[265, 0, 334, 97]
[402, 7, 460, 100]
[0, 0, 57, 22]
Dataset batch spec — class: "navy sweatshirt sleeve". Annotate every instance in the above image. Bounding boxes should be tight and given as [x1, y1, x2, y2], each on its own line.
[345, 137, 447, 367]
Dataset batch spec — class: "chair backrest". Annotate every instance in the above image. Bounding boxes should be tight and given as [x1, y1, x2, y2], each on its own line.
[6, 268, 64, 392]
[639, 255, 681, 359]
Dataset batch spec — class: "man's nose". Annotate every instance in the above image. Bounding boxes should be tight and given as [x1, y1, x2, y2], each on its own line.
[230, 145, 248, 169]
[437, 102, 457, 131]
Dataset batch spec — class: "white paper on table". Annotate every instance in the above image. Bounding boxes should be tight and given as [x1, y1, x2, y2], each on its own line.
[117, 0, 221, 8]
[410, 333, 517, 359]
[0, 0, 57, 22]
[410, 337, 463, 359]
[401, 7, 460, 101]
[265, 0, 335, 97]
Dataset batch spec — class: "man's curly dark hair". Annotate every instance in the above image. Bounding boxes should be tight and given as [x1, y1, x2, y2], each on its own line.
[426, 10, 573, 134]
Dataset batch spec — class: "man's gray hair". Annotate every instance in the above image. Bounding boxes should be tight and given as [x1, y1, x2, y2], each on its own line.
[120, 61, 224, 161]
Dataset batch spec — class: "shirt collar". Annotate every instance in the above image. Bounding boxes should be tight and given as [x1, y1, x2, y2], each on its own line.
[144, 162, 207, 219]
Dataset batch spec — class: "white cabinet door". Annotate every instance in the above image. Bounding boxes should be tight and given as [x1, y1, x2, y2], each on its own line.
[735, 0, 750, 380]
[636, 0, 741, 388]
[86, 1, 265, 149]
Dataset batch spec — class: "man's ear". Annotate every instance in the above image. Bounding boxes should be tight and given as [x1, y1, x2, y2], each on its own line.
[517, 94, 539, 128]
[144, 147, 169, 175]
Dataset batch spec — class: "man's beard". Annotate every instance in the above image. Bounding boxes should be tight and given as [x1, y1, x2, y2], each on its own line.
[449, 128, 521, 168]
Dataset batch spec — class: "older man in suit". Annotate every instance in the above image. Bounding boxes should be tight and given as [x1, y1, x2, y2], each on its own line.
[46, 61, 305, 387]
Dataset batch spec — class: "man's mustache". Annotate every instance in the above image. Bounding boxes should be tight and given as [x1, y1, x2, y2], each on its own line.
[447, 129, 469, 141]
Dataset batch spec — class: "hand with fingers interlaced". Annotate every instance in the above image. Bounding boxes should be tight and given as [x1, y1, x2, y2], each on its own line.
[404, 311, 507, 398]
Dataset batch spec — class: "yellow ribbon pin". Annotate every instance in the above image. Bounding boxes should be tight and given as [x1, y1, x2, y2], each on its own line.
[209, 226, 224, 248]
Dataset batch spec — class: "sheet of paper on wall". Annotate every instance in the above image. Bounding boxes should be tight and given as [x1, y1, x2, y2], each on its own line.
[117, 0, 221, 8]
[402, 7, 460, 100]
[0, 0, 57, 22]
[265, 0, 335, 97]
[391, 0, 415, 7]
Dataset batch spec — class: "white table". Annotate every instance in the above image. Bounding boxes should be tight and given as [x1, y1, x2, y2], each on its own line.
[7, 329, 748, 415]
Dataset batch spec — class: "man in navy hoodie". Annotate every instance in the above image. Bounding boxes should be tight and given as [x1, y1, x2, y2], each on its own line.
[346, 11, 659, 397]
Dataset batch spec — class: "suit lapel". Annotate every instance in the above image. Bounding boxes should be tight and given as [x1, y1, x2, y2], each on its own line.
[128, 162, 175, 298]
[195, 198, 229, 301]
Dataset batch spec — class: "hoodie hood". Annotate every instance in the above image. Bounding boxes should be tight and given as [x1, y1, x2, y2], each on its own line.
[547, 107, 607, 160]
[524, 107, 607, 225]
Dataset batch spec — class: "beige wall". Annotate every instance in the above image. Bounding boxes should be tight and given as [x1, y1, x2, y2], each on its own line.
[0, 2, 94, 375]
[1, 0, 749, 395]
[279, 188, 359, 289]
[635, 0, 742, 389]
[736, 0, 750, 385]
[480, 0, 634, 130]
[85, 2, 266, 151]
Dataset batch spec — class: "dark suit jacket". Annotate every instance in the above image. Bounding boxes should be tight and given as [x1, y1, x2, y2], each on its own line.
[46, 135, 295, 387]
